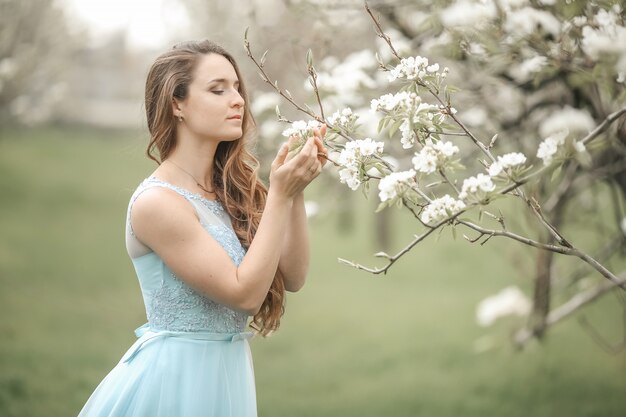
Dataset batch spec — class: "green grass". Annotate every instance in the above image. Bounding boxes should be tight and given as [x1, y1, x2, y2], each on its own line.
[1, 126, 625, 417]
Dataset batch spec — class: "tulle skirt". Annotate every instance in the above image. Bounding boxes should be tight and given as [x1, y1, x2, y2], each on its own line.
[77, 324, 257, 417]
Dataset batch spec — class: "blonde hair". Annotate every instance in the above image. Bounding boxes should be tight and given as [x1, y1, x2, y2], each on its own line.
[144, 40, 284, 336]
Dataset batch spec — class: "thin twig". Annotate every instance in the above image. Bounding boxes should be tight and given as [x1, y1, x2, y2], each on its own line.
[307, 64, 326, 121]
[365, 1, 400, 60]
[438, 168, 460, 195]
[577, 316, 626, 354]
[245, 38, 321, 122]
[459, 220, 571, 254]
[582, 107, 626, 145]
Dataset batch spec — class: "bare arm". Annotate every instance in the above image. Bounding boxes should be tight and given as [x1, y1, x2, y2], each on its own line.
[277, 192, 310, 292]
[278, 126, 328, 292]
[131, 137, 322, 315]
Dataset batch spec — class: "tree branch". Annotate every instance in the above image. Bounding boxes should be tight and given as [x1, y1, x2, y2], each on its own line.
[514, 272, 626, 348]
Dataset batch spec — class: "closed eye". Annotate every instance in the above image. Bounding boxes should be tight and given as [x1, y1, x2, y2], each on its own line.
[211, 90, 224, 95]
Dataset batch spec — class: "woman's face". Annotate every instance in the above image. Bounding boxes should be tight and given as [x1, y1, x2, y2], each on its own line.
[176, 53, 245, 143]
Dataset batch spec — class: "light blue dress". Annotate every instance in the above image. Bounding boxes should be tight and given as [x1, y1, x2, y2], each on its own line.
[77, 177, 257, 417]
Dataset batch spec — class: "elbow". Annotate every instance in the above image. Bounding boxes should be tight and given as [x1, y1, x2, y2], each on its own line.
[237, 295, 264, 316]
[283, 268, 307, 293]
[284, 276, 306, 292]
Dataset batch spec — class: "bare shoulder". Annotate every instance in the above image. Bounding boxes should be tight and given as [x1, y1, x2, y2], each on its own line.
[130, 187, 199, 246]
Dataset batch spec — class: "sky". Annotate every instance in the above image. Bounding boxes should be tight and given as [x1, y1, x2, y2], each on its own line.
[62, 0, 191, 50]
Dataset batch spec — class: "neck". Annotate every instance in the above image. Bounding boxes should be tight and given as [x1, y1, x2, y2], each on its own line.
[165, 134, 219, 187]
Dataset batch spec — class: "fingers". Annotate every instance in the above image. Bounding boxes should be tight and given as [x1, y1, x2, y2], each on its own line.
[295, 136, 316, 163]
[312, 136, 327, 165]
[271, 142, 289, 171]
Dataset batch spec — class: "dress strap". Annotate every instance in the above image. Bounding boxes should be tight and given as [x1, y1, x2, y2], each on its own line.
[126, 177, 215, 238]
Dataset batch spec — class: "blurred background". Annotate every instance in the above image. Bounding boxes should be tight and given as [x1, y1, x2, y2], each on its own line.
[1, 0, 625, 416]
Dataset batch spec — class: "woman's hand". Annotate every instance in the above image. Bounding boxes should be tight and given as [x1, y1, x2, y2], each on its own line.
[269, 136, 322, 200]
[286, 124, 329, 166]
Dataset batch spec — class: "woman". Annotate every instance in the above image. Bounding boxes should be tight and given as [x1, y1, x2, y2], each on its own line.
[77, 40, 326, 417]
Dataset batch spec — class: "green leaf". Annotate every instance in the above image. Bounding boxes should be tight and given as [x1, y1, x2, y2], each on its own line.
[435, 225, 445, 241]
[389, 118, 404, 138]
[550, 165, 562, 182]
[306, 49, 313, 67]
[377, 118, 386, 134]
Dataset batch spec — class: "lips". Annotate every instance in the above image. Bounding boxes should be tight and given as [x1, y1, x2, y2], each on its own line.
[227, 115, 242, 120]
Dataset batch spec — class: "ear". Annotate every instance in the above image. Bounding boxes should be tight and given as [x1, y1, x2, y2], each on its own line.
[171, 98, 184, 119]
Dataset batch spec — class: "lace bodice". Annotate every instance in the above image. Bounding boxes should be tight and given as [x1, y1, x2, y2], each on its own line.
[125, 177, 248, 333]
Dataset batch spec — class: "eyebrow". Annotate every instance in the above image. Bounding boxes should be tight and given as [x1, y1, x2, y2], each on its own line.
[207, 78, 240, 86]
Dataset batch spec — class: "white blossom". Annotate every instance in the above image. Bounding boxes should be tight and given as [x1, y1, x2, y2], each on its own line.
[536, 130, 587, 166]
[488, 152, 527, 177]
[282, 119, 323, 138]
[571, 16, 587, 27]
[581, 9, 626, 60]
[388, 56, 430, 82]
[328, 107, 359, 129]
[370, 91, 414, 112]
[539, 106, 595, 138]
[347, 137, 384, 156]
[412, 147, 438, 174]
[399, 119, 417, 149]
[504, 7, 561, 38]
[339, 166, 361, 191]
[420, 195, 466, 225]
[459, 107, 488, 127]
[426, 63, 440, 73]
[536, 130, 568, 165]
[338, 138, 385, 191]
[476, 286, 531, 327]
[459, 173, 496, 201]
[440, 0, 496, 28]
[412, 140, 460, 174]
[574, 141, 586, 153]
[371, 92, 446, 149]
[511, 55, 548, 82]
[378, 170, 416, 202]
[466, 43, 487, 58]
[387, 56, 447, 83]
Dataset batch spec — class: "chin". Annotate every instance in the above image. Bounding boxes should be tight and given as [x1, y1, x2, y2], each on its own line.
[222, 128, 244, 142]
[220, 133, 242, 142]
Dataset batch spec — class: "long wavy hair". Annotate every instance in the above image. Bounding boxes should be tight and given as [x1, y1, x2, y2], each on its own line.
[143, 40, 284, 336]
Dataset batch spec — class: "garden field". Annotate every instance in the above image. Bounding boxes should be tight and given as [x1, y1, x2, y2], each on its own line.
[0, 127, 625, 417]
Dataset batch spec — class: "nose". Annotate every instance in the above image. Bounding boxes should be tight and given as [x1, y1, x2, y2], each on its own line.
[232, 90, 244, 108]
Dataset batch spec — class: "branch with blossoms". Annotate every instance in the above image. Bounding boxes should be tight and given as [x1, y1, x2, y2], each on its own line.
[245, 3, 626, 346]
